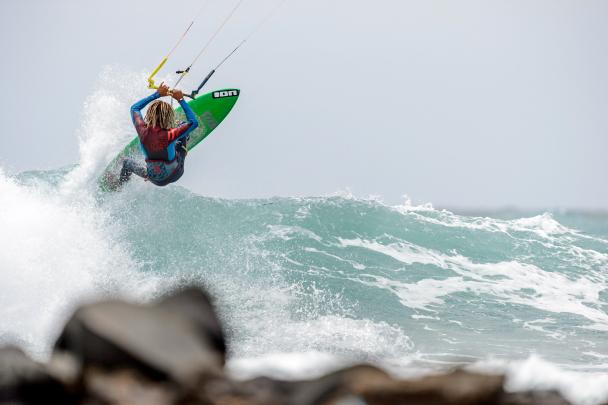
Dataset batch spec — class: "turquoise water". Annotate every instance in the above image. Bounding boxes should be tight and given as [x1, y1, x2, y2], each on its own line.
[2, 167, 607, 404]
[109, 186, 608, 369]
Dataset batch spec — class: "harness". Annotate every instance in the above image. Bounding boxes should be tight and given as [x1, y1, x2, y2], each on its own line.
[145, 158, 180, 182]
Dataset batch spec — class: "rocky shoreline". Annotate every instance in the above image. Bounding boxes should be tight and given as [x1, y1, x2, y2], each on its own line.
[0, 287, 579, 404]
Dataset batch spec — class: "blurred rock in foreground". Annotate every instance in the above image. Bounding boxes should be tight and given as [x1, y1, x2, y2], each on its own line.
[0, 346, 72, 404]
[54, 287, 225, 388]
[1, 287, 573, 405]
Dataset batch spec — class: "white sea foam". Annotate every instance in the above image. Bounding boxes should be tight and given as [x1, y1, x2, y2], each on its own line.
[392, 200, 581, 241]
[473, 355, 608, 405]
[222, 264, 414, 361]
[60, 68, 141, 195]
[0, 171, 159, 358]
[236, 311, 413, 358]
[519, 318, 564, 340]
[266, 224, 323, 242]
[304, 247, 366, 271]
[227, 351, 348, 380]
[511, 214, 573, 238]
[396, 195, 436, 212]
[341, 238, 608, 329]
[0, 68, 180, 358]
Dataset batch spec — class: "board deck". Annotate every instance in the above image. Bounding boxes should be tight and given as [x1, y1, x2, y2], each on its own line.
[98, 89, 240, 191]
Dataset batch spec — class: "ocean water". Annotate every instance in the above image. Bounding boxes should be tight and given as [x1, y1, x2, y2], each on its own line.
[1, 70, 607, 404]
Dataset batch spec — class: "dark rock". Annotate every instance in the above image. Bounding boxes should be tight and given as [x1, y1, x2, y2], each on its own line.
[192, 366, 390, 405]
[355, 368, 504, 404]
[197, 366, 506, 405]
[289, 365, 393, 405]
[0, 346, 72, 405]
[498, 390, 572, 405]
[157, 287, 226, 364]
[53, 287, 225, 388]
[83, 368, 177, 405]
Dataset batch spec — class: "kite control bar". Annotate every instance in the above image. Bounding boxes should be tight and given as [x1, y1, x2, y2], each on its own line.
[183, 69, 216, 99]
[148, 67, 214, 100]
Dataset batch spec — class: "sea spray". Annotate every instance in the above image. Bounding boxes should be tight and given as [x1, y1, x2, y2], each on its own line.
[0, 170, 160, 357]
[60, 66, 178, 195]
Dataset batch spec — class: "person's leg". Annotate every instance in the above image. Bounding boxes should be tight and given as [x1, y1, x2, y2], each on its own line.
[172, 143, 187, 182]
[119, 157, 146, 185]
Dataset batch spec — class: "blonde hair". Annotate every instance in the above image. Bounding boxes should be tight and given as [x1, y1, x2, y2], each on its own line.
[145, 100, 175, 130]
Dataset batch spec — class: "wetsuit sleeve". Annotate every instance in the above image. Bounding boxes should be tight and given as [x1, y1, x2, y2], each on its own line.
[167, 98, 199, 142]
[130, 92, 161, 134]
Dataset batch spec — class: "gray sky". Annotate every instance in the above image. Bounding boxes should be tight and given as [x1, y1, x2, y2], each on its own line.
[1, 0, 606, 209]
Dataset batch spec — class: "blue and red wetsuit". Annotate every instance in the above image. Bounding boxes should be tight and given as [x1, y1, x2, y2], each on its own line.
[120, 92, 198, 187]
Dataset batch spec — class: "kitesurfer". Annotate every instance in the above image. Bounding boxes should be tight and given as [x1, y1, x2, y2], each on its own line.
[118, 82, 198, 187]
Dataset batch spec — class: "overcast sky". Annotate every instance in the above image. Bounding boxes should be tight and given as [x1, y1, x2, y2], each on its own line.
[0, 0, 606, 209]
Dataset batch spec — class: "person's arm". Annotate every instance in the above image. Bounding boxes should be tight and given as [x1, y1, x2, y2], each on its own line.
[167, 90, 199, 142]
[130, 92, 160, 129]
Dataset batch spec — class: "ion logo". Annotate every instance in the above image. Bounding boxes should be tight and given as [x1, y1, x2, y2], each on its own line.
[213, 89, 239, 99]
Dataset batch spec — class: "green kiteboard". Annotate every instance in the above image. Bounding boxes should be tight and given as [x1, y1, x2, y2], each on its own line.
[99, 88, 240, 191]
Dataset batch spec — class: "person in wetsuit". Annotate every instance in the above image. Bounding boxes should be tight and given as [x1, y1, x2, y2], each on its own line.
[119, 82, 198, 187]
